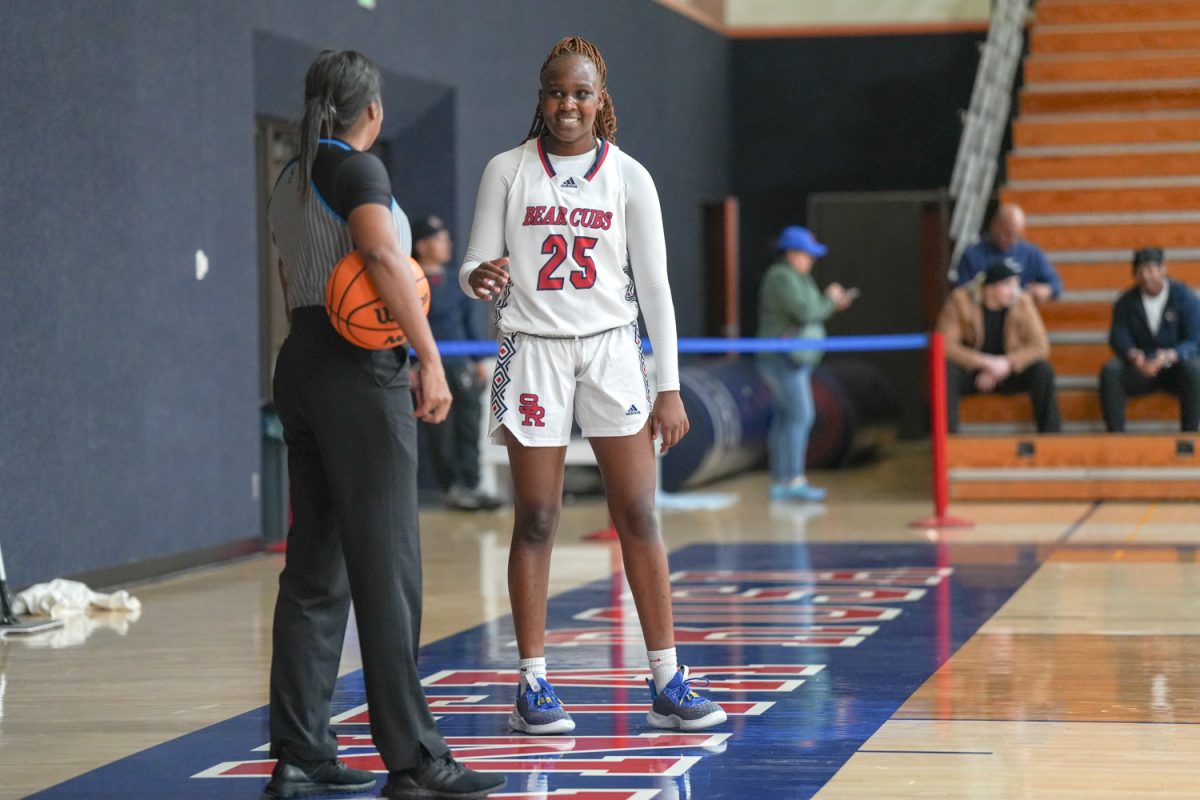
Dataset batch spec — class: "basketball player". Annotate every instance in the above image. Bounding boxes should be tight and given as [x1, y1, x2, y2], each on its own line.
[266, 50, 503, 799]
[459, 37, 726, 735]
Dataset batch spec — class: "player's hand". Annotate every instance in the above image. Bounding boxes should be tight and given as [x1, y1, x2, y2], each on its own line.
[650, 391, 689, 454]
[468, 257, 510, 301]
[413, 362, 453, 423]
[824, 282, 846, 305]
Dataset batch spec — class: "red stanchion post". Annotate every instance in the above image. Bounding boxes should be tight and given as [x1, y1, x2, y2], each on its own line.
[911, 331, 973, 528]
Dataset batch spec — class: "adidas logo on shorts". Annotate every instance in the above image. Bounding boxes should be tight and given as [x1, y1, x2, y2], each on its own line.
[626, 404, 640, 416]
[560, 177, 579, 190]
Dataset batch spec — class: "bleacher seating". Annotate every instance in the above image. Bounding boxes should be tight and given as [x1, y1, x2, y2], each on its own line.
[953, 0, 1200, 498]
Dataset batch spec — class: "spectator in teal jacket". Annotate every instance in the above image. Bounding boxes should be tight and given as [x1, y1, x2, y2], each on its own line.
[756, 226, 856, 502]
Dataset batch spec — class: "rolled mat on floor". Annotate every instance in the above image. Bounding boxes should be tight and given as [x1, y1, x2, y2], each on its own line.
[661, 356, 902, 491]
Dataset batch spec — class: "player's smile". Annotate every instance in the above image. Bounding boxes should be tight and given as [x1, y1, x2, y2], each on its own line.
[539, 54, 600, 156]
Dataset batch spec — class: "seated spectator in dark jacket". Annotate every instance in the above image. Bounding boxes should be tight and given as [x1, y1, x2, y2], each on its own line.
[954, 203, 1062, 304]
[938, 261, 1062, 433]
[1100, 247, 1200, 432]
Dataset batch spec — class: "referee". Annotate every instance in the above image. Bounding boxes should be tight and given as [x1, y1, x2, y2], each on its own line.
[265, 49, 503, 799]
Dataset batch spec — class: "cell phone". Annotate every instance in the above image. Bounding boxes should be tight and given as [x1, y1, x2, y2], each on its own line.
[845, 288, 861, 300]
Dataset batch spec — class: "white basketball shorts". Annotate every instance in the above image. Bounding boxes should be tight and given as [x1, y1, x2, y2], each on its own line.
[489, 323, 652, 447]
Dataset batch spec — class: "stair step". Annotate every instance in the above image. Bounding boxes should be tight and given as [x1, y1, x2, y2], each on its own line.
[1015, 112, 1200, 147]
[948, 433, 1200, 468]
[1056, 259, 1200, 288]
[1020, 82, 1200, 114]
[1026, 219, 1200, 251]
[959, 389, 1178, 423]
[1037, 1, 1200, 26]
[1051, 342, 1114, 375]
[960, 420, 1175, 434]
[1039, 300, 1113, 330]
[1001, 183, 1200, 213]
[1025, 50, 1200, 83]
[1008, 147, 1200, 180]
[946, 433, 1200, 500]
[1031, 22, 1200, 54]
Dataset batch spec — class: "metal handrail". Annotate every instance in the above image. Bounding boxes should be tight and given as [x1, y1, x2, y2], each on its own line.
[948, 0, 1031, 280]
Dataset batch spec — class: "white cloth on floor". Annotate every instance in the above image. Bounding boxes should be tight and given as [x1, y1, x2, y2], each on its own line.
[12, 579, 141, 619]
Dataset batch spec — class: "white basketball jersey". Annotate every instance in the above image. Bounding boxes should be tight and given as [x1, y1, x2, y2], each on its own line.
[498, 138, 637, 337]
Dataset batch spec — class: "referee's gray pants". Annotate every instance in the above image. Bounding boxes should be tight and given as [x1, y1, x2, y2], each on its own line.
[268, 306, 449, 772]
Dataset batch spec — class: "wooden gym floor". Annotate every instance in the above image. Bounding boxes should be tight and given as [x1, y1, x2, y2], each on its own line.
[2, 443, 1198, 798]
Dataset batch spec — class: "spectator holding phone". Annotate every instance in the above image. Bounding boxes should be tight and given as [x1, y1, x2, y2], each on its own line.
[756, 226, 856, 502]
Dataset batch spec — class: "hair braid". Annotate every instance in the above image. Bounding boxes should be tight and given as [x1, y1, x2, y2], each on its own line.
[524, 36, 617, 144]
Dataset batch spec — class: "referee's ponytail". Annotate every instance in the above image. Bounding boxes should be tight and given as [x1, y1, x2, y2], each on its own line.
[297, 50, 382, 196]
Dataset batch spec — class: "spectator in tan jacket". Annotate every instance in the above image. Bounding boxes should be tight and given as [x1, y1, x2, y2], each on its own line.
[937, 261, 1062, 433]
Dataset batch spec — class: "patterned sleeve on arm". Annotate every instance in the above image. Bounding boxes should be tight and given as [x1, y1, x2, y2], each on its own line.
[623, 154, 679, 392]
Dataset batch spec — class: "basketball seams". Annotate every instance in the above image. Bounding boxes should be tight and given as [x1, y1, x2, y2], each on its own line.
[325, 251, 428, 350]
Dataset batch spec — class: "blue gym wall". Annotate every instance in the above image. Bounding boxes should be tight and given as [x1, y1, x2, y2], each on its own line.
[730, 32, 988, 334]
[0, 0, 730, 585]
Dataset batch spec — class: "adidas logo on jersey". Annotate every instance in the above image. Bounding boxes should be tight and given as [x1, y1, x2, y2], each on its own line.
[560, 177, 579, 190]
[626, 404, 640, 416]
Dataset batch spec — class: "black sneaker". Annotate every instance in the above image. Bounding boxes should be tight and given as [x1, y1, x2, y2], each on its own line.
[445, 486, 503, 512]
[382, 753, 506, 798]
[263, 759, 376, 797]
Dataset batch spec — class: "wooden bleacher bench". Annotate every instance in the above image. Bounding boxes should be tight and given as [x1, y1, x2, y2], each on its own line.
[947, 434, 1200, 500]
[946, 0, 1200, 500]
[960, 390, 1179, 429]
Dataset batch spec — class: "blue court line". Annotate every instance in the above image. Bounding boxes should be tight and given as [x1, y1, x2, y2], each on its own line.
[1054, 500, 1103, 546]
[430, 333, 929, 358]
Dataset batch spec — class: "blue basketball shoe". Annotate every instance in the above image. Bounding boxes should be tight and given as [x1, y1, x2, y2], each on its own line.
[770, 482, 827, 502]
[508, 676, 576, 735]
[646, 666, 728, 730]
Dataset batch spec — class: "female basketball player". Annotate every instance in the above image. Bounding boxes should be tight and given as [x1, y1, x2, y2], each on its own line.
[459, 37, 726, 734]
[266, 50, 503, 799]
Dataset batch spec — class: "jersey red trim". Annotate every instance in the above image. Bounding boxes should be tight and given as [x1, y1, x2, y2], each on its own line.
[536, 138, 556, 178]
[585, 139, 609, 182]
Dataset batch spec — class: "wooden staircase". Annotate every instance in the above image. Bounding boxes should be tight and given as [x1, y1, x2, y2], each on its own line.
[953, 0, 1199, 499]
[949, 434, 1200, 499]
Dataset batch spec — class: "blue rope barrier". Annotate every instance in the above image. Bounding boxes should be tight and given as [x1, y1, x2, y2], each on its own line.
[428, 333, 929, 358]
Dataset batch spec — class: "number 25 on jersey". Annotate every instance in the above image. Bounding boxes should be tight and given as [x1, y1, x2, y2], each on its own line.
[538, 234, 598, 291]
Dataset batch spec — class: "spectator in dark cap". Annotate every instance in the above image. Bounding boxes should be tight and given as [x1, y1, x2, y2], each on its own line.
[1099, 247, 1200, 432]
[937, 260, 1062, 433]
[413, 215, 501, 510]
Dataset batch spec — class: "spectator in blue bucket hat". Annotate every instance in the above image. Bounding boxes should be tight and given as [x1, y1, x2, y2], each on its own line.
[756, 226, 857, 502]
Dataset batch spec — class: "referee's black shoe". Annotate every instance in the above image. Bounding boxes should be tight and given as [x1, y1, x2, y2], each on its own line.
[382, 752, 505, 798]
[263, 759, 376, 797]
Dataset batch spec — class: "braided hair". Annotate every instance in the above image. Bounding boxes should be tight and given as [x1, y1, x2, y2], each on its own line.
[523, 36, 618, 144]
[297, 50, 382, 196]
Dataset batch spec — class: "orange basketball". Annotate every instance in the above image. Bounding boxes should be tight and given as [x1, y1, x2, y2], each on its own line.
[324, 251, 430, 350]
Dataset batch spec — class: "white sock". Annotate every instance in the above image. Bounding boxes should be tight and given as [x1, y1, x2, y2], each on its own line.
[647, 647, 678, 694]
[788, 476, 809, 488]
[519, 657, 547, 691]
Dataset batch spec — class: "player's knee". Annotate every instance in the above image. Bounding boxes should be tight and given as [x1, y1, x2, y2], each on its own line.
[611, 496, 658, 542]
[513, 505, 560, 547]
